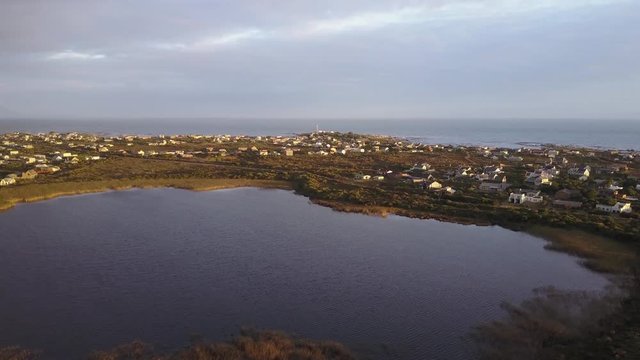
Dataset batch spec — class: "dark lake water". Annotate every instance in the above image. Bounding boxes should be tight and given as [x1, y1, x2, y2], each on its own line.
[0, 188, 609, 359]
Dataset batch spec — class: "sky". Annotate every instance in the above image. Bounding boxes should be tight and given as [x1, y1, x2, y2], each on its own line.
[0, 0, 639, 119]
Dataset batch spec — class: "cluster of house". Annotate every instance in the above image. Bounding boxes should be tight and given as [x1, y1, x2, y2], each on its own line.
[2, 132, 638, 217]
[99, 130, 406, 158]
[354, 162, 459, 194]
[0, 134, 70, 187]
[353, 147, 637, 215]
[0, 163, 62, 187]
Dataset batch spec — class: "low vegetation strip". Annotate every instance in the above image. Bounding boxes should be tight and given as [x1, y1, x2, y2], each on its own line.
[0, 178, 291, 212]
[0, 329, 356, 360]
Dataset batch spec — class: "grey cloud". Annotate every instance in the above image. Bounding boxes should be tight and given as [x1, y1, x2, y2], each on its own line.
[0, 0, 638, 119]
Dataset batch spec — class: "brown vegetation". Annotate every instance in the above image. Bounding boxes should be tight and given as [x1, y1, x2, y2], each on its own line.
[471, 274, 640, 360]
[0, 347, 39, 360]
[0, 178, 291, 212]
[0, 330, 355, 360]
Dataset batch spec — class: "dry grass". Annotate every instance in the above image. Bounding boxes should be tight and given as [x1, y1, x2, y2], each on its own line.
[527, 226, 639, 274]
[0, 346, 40, 360]
[88, 329, 356, 360]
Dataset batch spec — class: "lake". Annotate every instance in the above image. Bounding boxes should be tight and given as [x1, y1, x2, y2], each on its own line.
[0, 188, 609, 359]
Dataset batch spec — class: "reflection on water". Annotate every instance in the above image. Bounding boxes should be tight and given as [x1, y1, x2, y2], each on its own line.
[0, 188, 608, 359]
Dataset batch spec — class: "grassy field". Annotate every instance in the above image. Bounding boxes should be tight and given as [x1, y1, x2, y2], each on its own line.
[527, 226, 639, 274]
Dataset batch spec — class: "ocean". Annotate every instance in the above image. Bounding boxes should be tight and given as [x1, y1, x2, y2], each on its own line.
[0, 118, 638, 150]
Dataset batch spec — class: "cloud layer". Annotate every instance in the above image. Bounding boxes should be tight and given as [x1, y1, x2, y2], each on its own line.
[0, 0, 638, 119]
[47, 50, 106, 61]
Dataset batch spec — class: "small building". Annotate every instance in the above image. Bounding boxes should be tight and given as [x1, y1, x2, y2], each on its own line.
[444, 186, 457, 195]
[284, 148, 294, 156]
[402, 175, 426, 184]
[483, 165, 503, 175]
[427, 181, 442, 190]
[568, 165, 591, 178]
[21, 169, 38, 180]
[533, 176, 552, 187]
[410, 163, 430, 171]
[509, 190, 543, 204]
[596, 202, 632, 214]
[479, 181, 511, 192]
[0, 177, 16, 186]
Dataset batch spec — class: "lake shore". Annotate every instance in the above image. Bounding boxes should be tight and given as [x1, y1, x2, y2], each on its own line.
[311, 198, 638, 274]
[0, 178, 291, 212]
[1, 178, 635, 275]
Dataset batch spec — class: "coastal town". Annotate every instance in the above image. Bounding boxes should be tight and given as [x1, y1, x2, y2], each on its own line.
[1, 130, 638, 218]
[0, 129, 638, 247]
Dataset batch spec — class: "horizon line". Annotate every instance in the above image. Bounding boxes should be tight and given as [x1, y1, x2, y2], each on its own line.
[1, 116, 639, 122]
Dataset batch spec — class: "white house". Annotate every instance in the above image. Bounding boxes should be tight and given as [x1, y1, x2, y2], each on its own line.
[568, 165, 591, 178]
[606, 184, 623, 192]
[427, 181, 442, 190]
[410, 163, 431, 171]
[596, 202, 632, 214]
[0, 177, 16, 186]
[456, 166, 473, 177]
[509, 190, 543, 204]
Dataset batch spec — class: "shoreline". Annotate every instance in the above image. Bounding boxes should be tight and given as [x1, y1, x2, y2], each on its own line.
[309, 199, 637, 274]
[2, 119, 638, 151]
[0, 178, 292, 212]
[1, 178, 634, 275]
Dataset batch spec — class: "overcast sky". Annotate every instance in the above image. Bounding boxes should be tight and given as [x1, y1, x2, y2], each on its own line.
[1, 0, 639, 119]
